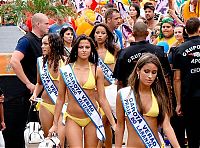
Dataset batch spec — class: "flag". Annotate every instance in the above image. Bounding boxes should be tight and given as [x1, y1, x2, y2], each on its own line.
[69, 0, 86, 12]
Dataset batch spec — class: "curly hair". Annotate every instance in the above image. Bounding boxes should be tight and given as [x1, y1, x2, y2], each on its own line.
[89, 23, 116, 56]
[128, 53, 172, 126]
[68, 35, 98, 66]
[43, 33, 65, 72]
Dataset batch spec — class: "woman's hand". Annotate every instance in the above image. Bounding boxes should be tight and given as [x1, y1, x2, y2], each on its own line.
[0, 121, 6, 131]
[48, 124, 58, 137]
[0, 95, 4, 103]
[112, 123, 117, 132]
[29, 93, 37, 102]
[176, 104, 183, 116]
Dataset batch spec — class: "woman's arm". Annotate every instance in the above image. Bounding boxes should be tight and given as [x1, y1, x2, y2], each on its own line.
[115, 91, 125, 147]
[162, 114, 180, 147]
[30, 66, 43, 100]
[96, 67, 116, 130]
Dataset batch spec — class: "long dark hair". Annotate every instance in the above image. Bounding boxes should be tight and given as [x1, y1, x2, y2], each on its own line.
[89, 23, 115, 55]
[129, 3, 140, 19]
[43, 33, 65, 72]
[60, 26, 76, 45]
[68, 35, 98, 65]
[128, 53, 172, 126]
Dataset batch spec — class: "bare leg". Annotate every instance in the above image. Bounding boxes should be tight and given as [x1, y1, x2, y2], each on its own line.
[39, 105, 53, 137]
[97, 115, 112, 148]
[58, 116, 66, 148]
[103, 115, 112, 148]
[84, 121, 98, 148]
[65, 118, 83, 147]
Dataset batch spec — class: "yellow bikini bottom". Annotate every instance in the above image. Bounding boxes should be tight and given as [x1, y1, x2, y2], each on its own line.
[63, 104, 104, 127]
[36, 102, 55, 115]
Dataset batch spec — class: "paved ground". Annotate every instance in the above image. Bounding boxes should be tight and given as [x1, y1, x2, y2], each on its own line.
[0, 26, 24, 53]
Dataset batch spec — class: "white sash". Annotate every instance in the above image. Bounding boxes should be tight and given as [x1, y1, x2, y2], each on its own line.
[120, 87, 161, 148]
[98, 57, 115, 84]
[60, 64, 106, 141]
[37, 57, 67, 121]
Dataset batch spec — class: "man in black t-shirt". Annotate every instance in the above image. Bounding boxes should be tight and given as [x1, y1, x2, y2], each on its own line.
[3, 13, 49, 148]
[173, 17, 200, 148]
[113, 21, 171, 90]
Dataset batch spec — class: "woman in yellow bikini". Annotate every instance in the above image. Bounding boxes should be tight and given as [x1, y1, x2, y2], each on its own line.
[30, 33, 66, 146]
[115, 53, 180, 148]
[49, 35, 116, 147]
[90, 23, 119, 148]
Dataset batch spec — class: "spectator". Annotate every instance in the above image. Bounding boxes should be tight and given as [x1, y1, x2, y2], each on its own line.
[48, 14, 70, 34]
[113, 21, 171, 90]
[105, 8, 123, 49]
[152, 17, 176, 49]
[181, 0, 200, 23]
[144, 2, 158, 31]
[60, 26, 76, 57]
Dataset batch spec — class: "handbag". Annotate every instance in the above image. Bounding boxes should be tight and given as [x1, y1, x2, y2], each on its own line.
[24, 102, 44, 146]
[38, 132, 61, 148]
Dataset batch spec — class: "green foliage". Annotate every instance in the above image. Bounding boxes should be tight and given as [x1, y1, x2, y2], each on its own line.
[0, 0, 75, 25]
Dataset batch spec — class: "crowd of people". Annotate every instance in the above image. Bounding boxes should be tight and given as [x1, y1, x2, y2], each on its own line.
[0, 0, 200, 147]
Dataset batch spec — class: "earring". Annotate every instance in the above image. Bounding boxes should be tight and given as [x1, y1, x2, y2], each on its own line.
[137, 74, 140, 79]
[156, 77, 158, 83]
[105, 38, 108, 45]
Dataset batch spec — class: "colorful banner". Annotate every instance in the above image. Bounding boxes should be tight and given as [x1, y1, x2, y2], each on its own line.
[117, 1, 129, 19]
[70, 0, 86, 12]
[155, 0, 169, 15]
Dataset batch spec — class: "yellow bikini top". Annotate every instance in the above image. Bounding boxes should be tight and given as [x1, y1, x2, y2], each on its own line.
[143, 90, 159, 117]
[72, 62, 96, 90]
[104, 50, 115, 64]
[49, 60, 65, 81]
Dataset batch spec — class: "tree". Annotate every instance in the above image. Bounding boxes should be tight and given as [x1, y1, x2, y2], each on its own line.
[0, 0, 75, 25]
